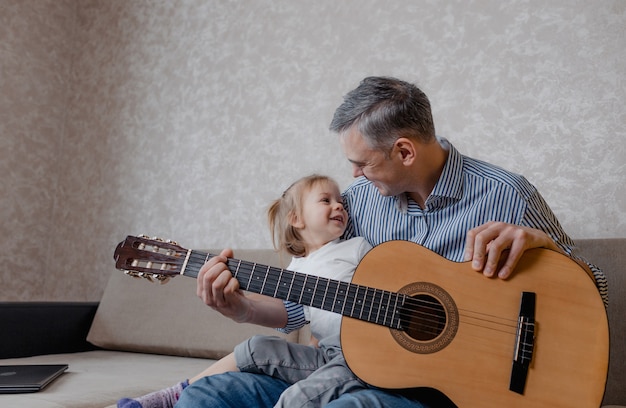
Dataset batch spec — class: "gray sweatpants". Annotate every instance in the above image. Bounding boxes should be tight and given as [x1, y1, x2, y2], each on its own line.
[233, 334, 368, 408]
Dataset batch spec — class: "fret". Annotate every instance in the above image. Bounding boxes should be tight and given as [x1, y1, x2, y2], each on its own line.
[355, 285, 368, 320]
[334, 281, 350, 314]
[183, 250, 209, 278]
[358, 286, 368, 318]
[231, 259, 253, 291]
[379, 291, 392, 326]
[247, 263, 265, 294]
[310, 276, 324, 309]
[232, 259, 242, 281]
[298, 274, 314, 306]
[272, 268, 282, 298]
[263, 266, 280, 297]
[291, 272, 306, 304]
[319, 278, 331, 310]
[388, 294, 399, 329]
[274, 269, 291, 301]
[371, 291, 379, 324]
[377, 290, 388, 325]
[367, 288, 383, 324]
[389, 293, 401, 328]
[243, 261, 254, 291]
[346, 283, 359, 318]
[323, 280, 339, 312]
[395, 294, 408, 330]
[259, 265, 270, 295]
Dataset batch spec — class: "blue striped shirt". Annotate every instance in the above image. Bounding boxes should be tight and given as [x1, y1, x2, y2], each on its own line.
[280, 141, 608, 331]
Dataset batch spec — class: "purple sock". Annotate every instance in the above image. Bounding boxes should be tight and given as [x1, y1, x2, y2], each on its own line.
[117, 380, 188, 408]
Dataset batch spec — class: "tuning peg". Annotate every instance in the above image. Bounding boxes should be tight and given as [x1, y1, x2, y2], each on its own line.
[123, 267, 172, 284]
[136, 272, 152, 282]
[124, 270, 141, 279]
[154, 274, 171, 284]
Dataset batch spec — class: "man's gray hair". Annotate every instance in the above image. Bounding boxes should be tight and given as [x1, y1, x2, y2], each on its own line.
[329, 76, 436, 152]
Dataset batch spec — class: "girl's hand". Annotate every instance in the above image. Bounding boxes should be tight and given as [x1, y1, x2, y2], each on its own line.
[197, 248, 252, 323]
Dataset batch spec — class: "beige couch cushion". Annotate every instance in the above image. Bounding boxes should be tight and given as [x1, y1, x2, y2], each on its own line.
[0, 350, 214, 408]
[87, 249, 298, 359]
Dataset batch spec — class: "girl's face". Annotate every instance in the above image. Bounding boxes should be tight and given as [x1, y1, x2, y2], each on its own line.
[294, 181, 347, 254]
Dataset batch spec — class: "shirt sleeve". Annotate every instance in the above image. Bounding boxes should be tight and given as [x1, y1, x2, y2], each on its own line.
[275, 300, 308, 334]
[570, 253, 609, 309]
[523, 189, 609, 308]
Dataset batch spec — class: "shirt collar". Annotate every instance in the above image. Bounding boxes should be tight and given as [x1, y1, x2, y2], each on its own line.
[428, 139, 464, 203]
[395, 138, 464, 213]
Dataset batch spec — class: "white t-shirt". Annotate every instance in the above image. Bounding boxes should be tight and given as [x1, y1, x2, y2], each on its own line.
[286, 237, 372, 344]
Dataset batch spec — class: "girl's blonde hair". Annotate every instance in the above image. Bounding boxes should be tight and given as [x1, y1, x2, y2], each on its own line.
[268, 174, 339, 257]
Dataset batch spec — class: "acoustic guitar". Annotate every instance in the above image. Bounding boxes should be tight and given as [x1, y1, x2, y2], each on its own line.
[114, 235, 608, 407]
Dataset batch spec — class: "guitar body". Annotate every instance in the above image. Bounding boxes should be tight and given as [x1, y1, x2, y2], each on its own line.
[341, 240, 608, 408]
[114, 235, 608, 407]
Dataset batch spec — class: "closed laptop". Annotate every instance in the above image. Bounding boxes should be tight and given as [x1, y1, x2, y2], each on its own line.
[0, 364, 68, 393]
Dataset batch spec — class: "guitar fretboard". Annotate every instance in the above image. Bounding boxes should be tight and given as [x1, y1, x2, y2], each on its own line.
[183, 250, 406, 330]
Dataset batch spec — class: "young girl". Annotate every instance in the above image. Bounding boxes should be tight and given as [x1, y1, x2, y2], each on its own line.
[118, 174, 372, 408]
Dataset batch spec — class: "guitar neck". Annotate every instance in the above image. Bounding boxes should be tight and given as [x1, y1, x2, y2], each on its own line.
[182, 250, 406, 330]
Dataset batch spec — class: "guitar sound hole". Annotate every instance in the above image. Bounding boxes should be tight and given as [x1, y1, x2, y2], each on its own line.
[391, 282, 459, 354]
[405, 294, 447, 341]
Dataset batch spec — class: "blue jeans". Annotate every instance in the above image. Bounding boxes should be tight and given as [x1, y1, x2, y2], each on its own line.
[175, 372, 452, 408]
[234, 335, 367, 406]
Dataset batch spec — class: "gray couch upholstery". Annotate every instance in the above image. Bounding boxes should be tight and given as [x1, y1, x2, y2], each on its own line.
[1, 239, 623, 408]
[576, 239, 625, 408]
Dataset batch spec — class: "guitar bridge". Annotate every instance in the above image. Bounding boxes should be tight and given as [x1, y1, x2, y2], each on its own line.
[509, 291, 536, 395]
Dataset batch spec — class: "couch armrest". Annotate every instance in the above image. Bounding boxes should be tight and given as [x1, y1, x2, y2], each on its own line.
[0, 302, 100, 358]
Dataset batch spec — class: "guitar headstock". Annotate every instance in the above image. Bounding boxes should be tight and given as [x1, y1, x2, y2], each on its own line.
[114, 235, 188, 283]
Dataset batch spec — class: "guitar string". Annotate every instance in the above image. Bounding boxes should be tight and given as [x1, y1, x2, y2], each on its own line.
[128, 243, 531, 350]
[180, 254, 455, 336]
[130, 242, 518, 335]
[189, 254, 446, 323]
[134, 248, 519, 337]
[178, 252, 519, 336]
[128, 241, 520, 337]
[181, 252, 520, 335]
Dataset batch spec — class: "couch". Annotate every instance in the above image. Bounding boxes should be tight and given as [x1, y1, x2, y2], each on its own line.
[1, 239, 624, 408]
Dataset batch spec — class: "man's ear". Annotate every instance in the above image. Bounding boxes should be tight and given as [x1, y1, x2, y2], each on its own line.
[394, 138, 416, 165]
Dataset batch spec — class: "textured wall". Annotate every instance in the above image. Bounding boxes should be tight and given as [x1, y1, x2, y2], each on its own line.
[1, 0, 625, 301]
[1, 0, 77, 300]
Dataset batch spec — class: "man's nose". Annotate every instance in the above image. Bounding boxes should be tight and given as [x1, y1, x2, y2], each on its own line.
[352, 165, 363, 178]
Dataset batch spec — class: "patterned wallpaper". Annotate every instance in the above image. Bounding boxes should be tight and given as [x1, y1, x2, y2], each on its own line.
[1, 0, 625, 301]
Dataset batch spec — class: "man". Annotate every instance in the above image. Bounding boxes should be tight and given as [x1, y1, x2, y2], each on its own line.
[177, 76, 607, 408]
